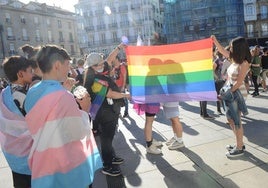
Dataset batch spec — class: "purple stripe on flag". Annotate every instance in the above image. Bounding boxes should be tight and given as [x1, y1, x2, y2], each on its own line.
[131, 91, 217, 104]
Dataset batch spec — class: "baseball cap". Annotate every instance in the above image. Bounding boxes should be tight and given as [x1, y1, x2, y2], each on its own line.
[84, 53, 103, 69]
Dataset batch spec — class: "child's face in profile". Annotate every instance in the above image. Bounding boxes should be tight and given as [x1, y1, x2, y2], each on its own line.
[59, 59, 71, 82]
[21, 67, 34, 85]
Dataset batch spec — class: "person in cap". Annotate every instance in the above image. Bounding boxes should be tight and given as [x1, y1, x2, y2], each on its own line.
[84, 43, 130, 177]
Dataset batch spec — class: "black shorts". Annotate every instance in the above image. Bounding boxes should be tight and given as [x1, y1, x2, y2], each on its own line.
[145, 112, 156, 117]
[12, 171, 31, 188]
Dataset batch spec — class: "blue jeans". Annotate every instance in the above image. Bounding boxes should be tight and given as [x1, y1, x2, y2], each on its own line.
[220, 87, 248, 128]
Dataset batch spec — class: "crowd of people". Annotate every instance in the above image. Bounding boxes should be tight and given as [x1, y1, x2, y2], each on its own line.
[0, 34, 267, 187]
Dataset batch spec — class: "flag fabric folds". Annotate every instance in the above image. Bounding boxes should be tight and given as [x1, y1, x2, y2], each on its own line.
[90, 78, 108, 120]
[0, 87, 32, 175]
[126, 38, 217, 103]
[24, 80, 102, 188]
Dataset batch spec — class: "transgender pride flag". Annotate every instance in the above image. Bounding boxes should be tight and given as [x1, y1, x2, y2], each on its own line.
[126, 38, 217, 103]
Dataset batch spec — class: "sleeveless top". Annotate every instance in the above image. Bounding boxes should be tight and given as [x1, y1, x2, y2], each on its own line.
[226, 63, 248, 99]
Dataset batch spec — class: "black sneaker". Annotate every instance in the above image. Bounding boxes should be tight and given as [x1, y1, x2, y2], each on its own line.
[252, 92, 259, 97]
[123, 112, 129, 118]
[203, 114, 214, 120]
[112, 157, 124, 165]
[217, 111, 224, 115]
[226, 144, 246, 151]
[226, 147, 244, 158]
[102, 166, 121, 176]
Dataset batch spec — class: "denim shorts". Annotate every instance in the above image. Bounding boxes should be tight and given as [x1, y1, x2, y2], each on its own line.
[225, 100, 241, 128]
[162, 102, 179, 119]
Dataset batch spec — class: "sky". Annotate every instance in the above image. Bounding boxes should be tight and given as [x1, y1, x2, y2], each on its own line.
[20, 0, 78, 12]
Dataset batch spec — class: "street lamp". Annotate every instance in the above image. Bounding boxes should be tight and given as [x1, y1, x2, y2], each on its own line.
[0, 24, 6, 59]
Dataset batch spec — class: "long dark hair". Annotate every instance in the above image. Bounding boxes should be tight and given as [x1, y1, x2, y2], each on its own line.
[229, 37, 251, 64]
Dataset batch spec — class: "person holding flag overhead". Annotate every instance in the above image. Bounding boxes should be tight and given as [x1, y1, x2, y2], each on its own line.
[212, 35, 250, 157]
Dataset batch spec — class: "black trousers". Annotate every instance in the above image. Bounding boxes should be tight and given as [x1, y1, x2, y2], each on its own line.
[12, 171, 31, 188]
[95, 107, 119, 167]
[200, 101, 208, 116]
[252, 75, 259, 93]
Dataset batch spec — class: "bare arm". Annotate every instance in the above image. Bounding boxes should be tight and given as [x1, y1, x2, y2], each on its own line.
[106, 43, 125, 66]
[211, 35, 230, 59]
[121, 65, 127, 92]
[106, 89, 130, 99]
[231, 61, 250, 92]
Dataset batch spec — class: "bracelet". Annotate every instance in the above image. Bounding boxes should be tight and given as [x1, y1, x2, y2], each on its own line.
[117, 46, 121, 50]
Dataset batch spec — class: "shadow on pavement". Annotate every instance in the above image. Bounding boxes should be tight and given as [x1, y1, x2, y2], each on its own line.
[180, 147, 239, 188]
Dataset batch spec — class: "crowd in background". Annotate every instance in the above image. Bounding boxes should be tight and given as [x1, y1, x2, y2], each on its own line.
[0, 35, 268, 187]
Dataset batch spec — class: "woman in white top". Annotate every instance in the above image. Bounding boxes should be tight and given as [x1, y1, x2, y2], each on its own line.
[211, 35, 251, 158]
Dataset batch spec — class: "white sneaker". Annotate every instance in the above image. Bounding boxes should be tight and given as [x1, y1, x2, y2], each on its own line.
[146, 144, 162, 154]
[166, 137, 176, 146]
[168, 140, 184, 150]
[152, 139, 162, 147]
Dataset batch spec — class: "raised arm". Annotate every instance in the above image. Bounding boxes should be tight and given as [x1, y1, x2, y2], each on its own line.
[211, 35, 230, 59]
[106, 43, 125, 66]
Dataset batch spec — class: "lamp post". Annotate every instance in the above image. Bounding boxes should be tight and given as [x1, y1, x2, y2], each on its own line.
[0, 24, 6, 59]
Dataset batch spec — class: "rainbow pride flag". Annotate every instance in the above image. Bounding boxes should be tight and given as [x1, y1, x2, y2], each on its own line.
[90, 78, 108, 120]
[126, 38, 217, 103]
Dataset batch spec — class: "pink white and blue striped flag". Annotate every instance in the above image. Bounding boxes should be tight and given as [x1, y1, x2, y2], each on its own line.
[0, 87, 32, 175]
[24, 81, 102, 188]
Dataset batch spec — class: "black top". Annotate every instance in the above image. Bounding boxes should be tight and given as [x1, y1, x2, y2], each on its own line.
[261, 55, 268, 69]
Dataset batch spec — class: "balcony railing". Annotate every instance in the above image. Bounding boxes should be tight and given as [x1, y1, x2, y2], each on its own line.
[120, 21, 129, 27]
[59, 38, 65, 42]
[35, 37, 43, 42]
[108, 23, 118, 28]
[118, 5, 128, 12]
[96, 24, 106, 30]
[7, 35, 16, 40]
[85, 26, 95, 32]
[22, 36, 30, 41]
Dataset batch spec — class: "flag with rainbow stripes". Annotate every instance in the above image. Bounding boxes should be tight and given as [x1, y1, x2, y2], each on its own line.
[126, 38, 217, 103]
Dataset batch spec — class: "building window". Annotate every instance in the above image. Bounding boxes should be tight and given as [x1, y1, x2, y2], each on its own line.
[36, 29, 41, 41]
[34, 17, 39, 24]
[9, 43, 16, 55]
[7, 27, 15, 40]
[112, 32, 117, 43]
[260, 6, 268, 19]
[100, 33, 106, 43]
[5, 13, 11, 23]
[20, 15, 26, 24]
[247, 24, 253, 37]
[48, 30, 53, 42]
[123, 30, 129, 38]
[68, 22, 72, 29]
[261, 23, 268, 36]
[69, 33, 74, 42]
[71, 45, 75, 54]
[89, 35, 94, 45]
[22, 28, 29, 41]
[47, 19, 51, 26]
[59, 31, 64, 42]
[58, 20, 62, 28]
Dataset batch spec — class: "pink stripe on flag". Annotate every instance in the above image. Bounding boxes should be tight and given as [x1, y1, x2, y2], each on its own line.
[26, 91, 82, 135]
[30, 135, 97, 179]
